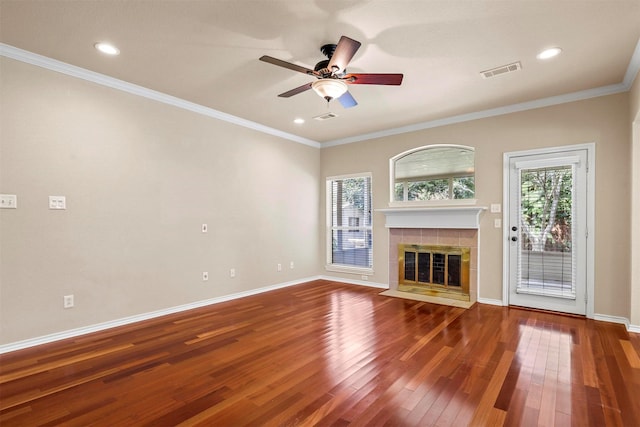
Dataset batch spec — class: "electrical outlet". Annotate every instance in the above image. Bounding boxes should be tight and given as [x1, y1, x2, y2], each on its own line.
[277, 263, 282, 272]
[494, 218, 502, 228]
[290, 261, 294, 269]
[49, 196, 66, 210]
[63, 294, 74, 308]
[230, 268, 236, 278]
[202, 272, 209, 281]
[202, 224, 208, 233]
[0, 194, 17, 209]
[361, 275, 369, 281]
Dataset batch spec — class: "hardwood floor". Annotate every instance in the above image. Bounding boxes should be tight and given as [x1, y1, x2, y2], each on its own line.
[1, 279, 639, 426]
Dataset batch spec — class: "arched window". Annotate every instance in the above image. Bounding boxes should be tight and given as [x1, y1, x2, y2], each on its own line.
[390, 145, 475, 204]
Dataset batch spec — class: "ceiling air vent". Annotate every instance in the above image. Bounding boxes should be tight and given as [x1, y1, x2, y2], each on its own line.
[480, 61, 522, 79]
[313, 112, 339, 121]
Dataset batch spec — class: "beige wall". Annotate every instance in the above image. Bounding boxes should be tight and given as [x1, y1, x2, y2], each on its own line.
[1, 53, 637, 347]
[630, 73, 640, 328]
[0, 58, 322, 344]
[321, 93, 631, 318]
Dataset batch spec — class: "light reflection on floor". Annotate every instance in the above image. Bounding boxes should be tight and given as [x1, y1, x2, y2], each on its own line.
[322, 291, 377, 383]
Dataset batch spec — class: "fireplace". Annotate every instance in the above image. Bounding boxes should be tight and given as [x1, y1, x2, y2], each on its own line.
[378, 207, 485, 306]
[398, 244, 471, 301]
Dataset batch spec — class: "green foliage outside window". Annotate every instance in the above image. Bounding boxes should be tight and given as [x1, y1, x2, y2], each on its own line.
[395, 176, 475, 201]
[520, 167, 572, 252]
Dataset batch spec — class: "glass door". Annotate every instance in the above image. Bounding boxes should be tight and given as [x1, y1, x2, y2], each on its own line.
[508, 148, 588, 315]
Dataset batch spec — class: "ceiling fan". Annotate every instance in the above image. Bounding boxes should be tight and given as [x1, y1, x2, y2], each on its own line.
[259, 35, 403, 109]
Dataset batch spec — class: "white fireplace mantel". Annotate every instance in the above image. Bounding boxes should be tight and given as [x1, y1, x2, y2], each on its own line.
[377, 206, 487, 229]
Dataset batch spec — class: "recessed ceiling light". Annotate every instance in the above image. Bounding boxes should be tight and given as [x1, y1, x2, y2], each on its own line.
[293, 118, 305, 124]
[94, 42, 120, 56]
[537, 47, 562, 60]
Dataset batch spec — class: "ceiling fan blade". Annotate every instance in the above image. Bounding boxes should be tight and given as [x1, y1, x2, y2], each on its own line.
[344, 73, 404, 85]
[328, 36, 361, 73]
[338, 91, 358, 109]
[259, 56, 317, 76]
[278, 82, 313, 98]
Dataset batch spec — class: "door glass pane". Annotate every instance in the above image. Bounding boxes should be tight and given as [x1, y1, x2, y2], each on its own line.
[518, 165, 575, 298]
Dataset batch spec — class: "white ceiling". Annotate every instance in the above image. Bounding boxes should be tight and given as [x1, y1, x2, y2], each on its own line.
[1, 1, 639, 146]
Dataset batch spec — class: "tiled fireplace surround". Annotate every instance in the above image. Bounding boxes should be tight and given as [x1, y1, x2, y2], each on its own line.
[388, 228, 478, 303]
[379, 207, 485, 305]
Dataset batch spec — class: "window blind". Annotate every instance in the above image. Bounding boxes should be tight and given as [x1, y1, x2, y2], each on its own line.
[327, 175, 372, 270]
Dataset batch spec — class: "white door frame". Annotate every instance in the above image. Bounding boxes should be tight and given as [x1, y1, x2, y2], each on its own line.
[502, 143, 595, 318]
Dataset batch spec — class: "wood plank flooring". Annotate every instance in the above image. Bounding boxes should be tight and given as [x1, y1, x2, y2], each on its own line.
[1, 279, 639, 426]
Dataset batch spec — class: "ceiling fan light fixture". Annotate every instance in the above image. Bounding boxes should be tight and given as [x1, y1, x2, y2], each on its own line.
[311, 79, 347, 101]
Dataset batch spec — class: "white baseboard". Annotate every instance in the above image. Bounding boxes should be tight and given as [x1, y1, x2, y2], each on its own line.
[593, 313, 637, 333]
[0, 276, 322, 354]
[477, 298, 504, 306]
[477, 305, 639, 334]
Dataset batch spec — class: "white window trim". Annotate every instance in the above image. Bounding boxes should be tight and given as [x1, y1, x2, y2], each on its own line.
[326, 172, 374, 275]
[389, 144, 476, 205]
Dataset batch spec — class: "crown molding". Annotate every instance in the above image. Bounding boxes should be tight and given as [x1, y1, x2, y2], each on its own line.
[3, 38, 639, 151]
[0, 43, 321, 149]
[623, 38, 640, 89]
[323, 37, 640, 148]
[323, 83, 628, 147]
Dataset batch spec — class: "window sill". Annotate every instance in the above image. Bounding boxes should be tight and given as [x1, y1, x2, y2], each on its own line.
[325, 264, 374, 276]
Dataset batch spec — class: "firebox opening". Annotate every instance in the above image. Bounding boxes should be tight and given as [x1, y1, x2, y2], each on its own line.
[398, 244, 470, 301]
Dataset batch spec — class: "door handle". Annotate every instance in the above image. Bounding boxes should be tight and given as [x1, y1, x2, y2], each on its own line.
[511, 226, 517, 232]
[511, 236, 518, 242]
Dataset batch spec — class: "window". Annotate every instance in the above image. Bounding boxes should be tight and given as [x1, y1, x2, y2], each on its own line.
[326, 174, 373, 273]
[391, 145, 475, 204]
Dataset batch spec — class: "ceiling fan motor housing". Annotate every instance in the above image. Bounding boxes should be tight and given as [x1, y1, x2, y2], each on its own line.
[314, 59, 330, 73]
[315, 44, 344, 77]
[320, 43, 337, 58]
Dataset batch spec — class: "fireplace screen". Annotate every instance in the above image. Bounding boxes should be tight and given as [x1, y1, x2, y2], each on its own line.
[399, 244, 470, 296]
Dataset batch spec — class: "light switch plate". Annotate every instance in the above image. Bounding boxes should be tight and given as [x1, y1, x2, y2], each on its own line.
[49, 196, 66, 210]
[0, 194, 17, 209]
[490, 203, 501, 213]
